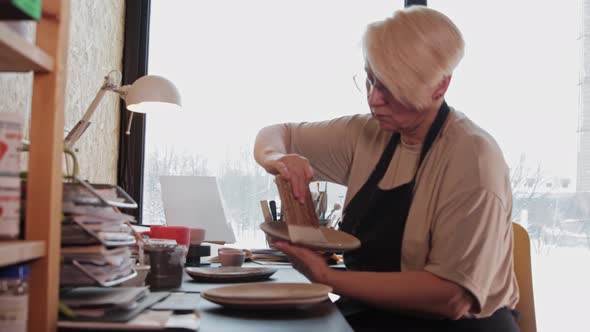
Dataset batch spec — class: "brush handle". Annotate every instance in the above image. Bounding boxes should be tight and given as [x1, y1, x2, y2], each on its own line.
[269, 200, 278, 221]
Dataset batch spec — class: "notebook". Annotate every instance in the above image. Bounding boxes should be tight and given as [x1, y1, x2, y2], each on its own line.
[160, 176, 236, 244]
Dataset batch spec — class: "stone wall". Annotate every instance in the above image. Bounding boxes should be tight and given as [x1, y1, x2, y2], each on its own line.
[0, 0, 125, 184]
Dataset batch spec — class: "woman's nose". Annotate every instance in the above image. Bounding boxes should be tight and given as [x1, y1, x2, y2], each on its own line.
[367, 87, 387, 106]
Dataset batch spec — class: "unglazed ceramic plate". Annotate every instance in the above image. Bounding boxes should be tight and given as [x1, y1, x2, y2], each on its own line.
[185, 266, 277, 283]
[260, 222, 361, 252]
[201, 282, 332, 309]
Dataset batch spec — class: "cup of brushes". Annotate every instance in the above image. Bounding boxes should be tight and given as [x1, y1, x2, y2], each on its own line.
[259, 176, 361, 252]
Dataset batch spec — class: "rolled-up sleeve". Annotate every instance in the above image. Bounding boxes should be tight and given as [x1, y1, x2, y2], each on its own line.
[285, 115, 364, 185]
[424, 188, 512, 314]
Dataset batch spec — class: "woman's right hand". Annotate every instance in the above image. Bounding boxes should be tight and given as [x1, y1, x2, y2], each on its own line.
[265, 154, 314, 204]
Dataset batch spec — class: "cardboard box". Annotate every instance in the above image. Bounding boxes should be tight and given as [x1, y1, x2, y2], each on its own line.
[0, 112, 23, 177]
[0, 176, 21, 239]
[0, 0, 41, 20]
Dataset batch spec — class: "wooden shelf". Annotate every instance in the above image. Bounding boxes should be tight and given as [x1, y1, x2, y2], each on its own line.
[0, 22, 53, 72]
[0, 241, 46, 267]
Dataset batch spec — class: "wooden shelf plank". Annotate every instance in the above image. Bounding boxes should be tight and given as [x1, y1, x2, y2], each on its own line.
[0, 241, 46, 267]
[42, 0, 64, 20]
[26, 1, 70, 331]
[0, 22, 54, 72]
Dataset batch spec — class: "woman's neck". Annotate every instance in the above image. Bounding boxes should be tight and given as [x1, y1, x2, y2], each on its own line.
[399, 100, 444, 145]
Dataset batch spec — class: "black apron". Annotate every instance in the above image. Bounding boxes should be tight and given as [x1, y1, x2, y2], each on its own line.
[338, 102, 519, 332]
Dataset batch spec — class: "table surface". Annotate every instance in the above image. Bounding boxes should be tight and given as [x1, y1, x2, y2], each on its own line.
[58, 264, 353, 332]
[193, 263, 352, 332]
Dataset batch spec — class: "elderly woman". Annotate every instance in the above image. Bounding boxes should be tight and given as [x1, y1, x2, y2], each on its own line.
[254, 6, 519, 332]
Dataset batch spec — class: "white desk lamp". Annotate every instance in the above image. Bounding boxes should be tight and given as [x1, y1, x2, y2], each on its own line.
[64, 70, 181, 149]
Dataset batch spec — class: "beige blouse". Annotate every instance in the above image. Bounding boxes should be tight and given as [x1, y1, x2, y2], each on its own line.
[281, 108, 519, 318]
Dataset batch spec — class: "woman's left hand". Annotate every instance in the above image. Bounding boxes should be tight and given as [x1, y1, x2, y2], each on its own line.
[273, 241, 332, 284]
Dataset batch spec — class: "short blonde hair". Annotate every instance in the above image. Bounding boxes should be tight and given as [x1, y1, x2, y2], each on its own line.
[363, 6, 464, 110]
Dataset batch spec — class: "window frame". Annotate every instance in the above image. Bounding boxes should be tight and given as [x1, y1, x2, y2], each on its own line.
[118, 0, 151, 222]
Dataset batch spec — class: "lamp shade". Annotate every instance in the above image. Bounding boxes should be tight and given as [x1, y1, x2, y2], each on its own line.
[125, 75, 182, 113]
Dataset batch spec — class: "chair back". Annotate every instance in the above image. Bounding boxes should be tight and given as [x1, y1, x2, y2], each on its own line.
[513, 222, 537, 332]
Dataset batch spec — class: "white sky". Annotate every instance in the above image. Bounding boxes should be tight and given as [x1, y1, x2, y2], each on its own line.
[146, 0, 582, 184]
[432, 0, 582, 182]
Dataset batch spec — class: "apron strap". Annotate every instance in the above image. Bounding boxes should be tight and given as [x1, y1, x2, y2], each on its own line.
[369, 133, 400, 185]
[418, 101, 450, 167]
[373, 101, 451, 184]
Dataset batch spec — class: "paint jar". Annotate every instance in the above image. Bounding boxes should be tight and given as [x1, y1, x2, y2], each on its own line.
[144, 240, 186, 289]
[0, 264, 29, 332]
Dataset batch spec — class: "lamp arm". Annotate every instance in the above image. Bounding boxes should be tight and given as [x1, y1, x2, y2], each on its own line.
[64, 71, 122, 149]
[111, 85, 136, 135]
[113, 85, 130, 97]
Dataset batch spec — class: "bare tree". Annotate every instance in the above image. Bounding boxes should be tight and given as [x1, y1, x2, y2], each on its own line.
[510, 154, 548, 218]
[510, 153, 569, 254]
[217, 146, 277, 234]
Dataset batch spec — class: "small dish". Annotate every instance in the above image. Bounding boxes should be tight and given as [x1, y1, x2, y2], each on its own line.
[209, 249, 253, 263]
[260, 222, 361, 252]
[218, 249, 245, 267]
[190, 228, 206, 245]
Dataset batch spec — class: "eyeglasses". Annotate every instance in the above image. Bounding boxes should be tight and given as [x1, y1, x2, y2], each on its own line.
[352, 73, 389, 97]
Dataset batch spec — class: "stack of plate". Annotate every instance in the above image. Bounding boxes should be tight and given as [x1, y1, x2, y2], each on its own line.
[202, 283, 332, 309]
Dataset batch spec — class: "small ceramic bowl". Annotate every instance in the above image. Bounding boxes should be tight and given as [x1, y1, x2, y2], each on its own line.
[217, 248, 243, 255]
[190, 228, 206, 245]
[218, 249, 245, 267]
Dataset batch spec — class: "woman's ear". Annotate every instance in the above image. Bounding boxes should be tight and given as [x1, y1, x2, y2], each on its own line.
[432, 75, 452, 100]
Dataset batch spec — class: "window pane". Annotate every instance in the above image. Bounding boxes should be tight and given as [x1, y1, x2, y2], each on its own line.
[429, 1, 587, 331]
[145, 0, 401, 248]
[147, 2, 587, 330]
